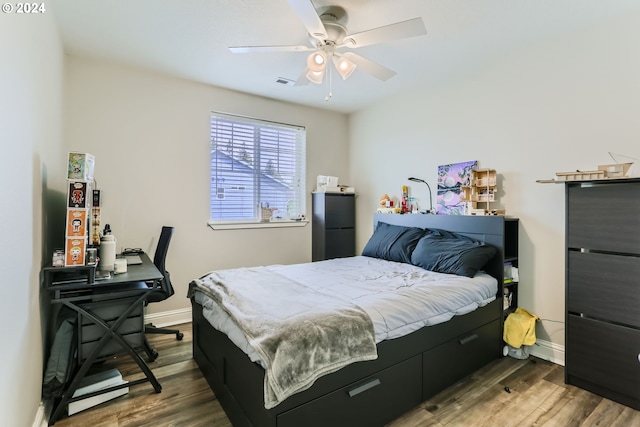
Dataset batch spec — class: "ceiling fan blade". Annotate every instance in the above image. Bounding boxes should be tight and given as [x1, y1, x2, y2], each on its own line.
[229, 45, 312, 54]
[288, 0, 327, 41]
[341, 52, 396, 81]
[343, 17, 426, 48]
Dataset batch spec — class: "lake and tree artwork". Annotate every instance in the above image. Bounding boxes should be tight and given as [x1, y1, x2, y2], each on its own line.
[436, 160, 477, 215]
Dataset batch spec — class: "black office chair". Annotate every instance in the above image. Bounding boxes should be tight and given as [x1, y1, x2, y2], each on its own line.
[143, 225, 184, 362]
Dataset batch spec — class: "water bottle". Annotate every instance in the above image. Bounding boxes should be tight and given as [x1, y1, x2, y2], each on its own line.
[99, 224, 116, 271]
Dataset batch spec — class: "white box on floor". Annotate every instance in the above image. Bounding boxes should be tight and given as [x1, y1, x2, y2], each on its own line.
[68, 369, 129, 415]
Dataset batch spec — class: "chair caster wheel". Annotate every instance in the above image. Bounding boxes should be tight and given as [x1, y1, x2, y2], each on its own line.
[176, 332, 184, 341]
[149, 350, 159, 362]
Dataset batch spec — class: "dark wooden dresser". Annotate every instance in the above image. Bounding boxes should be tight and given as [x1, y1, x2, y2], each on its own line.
[312, 192, 355, 261]
[565, 178, 640, 410]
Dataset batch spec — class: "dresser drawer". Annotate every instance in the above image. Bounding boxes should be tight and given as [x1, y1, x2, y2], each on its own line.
[568, 251, 640, 328]
[422, 320, 501, 398]
[81, 316, 144, 342]
[277, 355, 422, 427]
[78, 297, 143, 326]
[324, 194, 355, 229]
[566, 315, 640, 402]
[325, 228, 356, 259]
[79, 332, 144, 362]
[77, 298, 144, 361]
[567, 182, 640, 253]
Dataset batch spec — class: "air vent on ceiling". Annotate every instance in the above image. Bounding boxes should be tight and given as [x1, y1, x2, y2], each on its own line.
[275, 77, 296, 86]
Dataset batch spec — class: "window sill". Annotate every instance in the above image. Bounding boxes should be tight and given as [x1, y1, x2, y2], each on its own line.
[207, 220, 309, 230]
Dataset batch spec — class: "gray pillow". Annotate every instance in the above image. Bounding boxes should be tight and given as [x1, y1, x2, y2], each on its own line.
[411, 231, 497, 277]
[362, 221, 427, 264]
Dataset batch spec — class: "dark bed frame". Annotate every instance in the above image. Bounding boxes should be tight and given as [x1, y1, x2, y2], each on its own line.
[191, 214, 507, 427]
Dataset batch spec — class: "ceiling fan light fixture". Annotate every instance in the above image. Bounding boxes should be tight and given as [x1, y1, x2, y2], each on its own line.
[307, 51, 327, 72]
[305, 68, 325, 84]
[333, 55, 357, 80]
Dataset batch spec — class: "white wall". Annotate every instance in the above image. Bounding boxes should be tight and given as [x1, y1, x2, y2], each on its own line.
[64, 57, 350, 316]
[0, 9, 65, 427]
[350, 12, 640, 363]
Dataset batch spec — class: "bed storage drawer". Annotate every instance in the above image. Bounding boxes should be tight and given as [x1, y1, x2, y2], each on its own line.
[566, 315, 640, 408]
[422, 320, 501, 398]
[277, 354, 422, 427]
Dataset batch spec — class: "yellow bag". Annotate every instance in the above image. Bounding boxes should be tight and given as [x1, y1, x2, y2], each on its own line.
[503, 308, 539, 349]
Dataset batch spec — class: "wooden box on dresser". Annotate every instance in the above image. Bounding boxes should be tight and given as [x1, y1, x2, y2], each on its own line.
[565, 178, 640, 410]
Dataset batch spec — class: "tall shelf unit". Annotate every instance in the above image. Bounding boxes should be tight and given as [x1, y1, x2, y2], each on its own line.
[461, 169, 504, 216]
[503, 218, 519, 319]
[564, 178, 640, 410]
[312, 192, 356, 261]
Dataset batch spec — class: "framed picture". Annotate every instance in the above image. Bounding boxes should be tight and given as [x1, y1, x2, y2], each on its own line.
[436, 160, 477, 215]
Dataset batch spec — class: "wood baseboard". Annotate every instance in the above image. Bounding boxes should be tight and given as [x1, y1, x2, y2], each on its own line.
[32, 402, 48, 427]
[145, 307, 192, 327]
[529, 338, 565, 366]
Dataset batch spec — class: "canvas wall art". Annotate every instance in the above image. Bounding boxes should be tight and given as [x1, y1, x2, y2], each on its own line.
[436, 160, 478, 215]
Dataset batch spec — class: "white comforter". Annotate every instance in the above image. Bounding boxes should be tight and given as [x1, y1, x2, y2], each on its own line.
[193, 256, 497, 365]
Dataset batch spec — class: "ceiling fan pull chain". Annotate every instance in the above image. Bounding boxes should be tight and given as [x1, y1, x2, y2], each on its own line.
[325, 63, 333, 101]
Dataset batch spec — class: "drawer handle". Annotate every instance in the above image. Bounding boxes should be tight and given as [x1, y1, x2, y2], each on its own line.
[348, 378, 381, 397]
[459, 333, 479, 346]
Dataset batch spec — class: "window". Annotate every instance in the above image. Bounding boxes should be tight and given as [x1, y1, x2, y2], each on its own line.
[209, 112, 306, 227]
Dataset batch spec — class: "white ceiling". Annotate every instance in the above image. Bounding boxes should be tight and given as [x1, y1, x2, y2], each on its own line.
[51, 0, 640, 114]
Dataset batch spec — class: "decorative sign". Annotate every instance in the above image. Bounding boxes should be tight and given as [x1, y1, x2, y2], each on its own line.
[436, 160, 477, 215]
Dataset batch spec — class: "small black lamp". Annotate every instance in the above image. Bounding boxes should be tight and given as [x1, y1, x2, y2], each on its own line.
[408, 177, 434, 214]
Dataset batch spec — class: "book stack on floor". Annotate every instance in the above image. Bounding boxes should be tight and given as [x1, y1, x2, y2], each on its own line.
[68, 368, 128, 415]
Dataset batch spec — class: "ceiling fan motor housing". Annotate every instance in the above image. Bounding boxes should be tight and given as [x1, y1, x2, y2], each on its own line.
[312, 8, 348, 48]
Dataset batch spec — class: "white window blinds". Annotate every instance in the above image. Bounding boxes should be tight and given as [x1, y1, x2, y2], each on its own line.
[210, 112, 306, 224]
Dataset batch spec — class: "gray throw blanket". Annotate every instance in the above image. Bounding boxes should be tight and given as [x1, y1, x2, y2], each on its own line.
[189, 267, 378, 409]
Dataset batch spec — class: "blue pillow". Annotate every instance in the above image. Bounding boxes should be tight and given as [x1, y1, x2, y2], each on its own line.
[411, 231, 497, 277]
[362, 221, 427, 264]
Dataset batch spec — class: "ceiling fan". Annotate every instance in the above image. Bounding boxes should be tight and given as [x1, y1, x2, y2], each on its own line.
[228, 0, 427, 87]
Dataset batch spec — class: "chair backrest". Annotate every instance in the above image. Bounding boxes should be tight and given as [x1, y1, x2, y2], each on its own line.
[148, 226, 175, 302]
[153, 226, 174, 274]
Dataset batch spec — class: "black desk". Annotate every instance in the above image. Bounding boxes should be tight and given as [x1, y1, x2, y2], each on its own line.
[44, 254, 163, 424]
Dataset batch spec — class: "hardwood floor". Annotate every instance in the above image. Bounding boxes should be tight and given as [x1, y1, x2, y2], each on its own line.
[53, 322, 640, 427]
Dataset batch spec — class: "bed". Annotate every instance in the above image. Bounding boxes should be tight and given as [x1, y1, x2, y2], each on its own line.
[189, 214, 507, 427]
